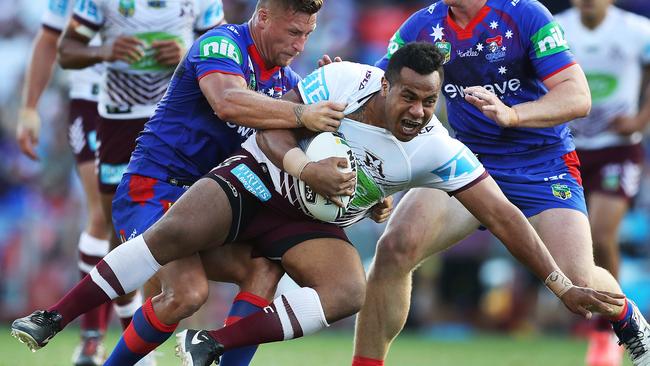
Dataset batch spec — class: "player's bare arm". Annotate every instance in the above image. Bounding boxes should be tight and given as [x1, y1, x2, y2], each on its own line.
[464, 64, 591, 128]
[151, 39, 185, 66]
[57, 18, 144, 69]
[16, 27, 60, 160]
[613, 64, 650, 134]
[200, 72, 346, 131]
[455, 176, 624, 319]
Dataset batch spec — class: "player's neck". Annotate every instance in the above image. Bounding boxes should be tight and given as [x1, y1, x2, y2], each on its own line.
[353, 94, 383, 129]
[248, 20, 275, 69]
[448, 0, 487, 28]
[580, 10, 608, 30]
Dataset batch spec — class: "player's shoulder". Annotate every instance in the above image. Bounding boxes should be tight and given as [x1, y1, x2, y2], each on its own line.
[410, 2, 448, 23]
[613, 6, 650, 31]
[193, 23, 250, 65]
[493, 0, 553, 19]
[322, 61, 383, 77]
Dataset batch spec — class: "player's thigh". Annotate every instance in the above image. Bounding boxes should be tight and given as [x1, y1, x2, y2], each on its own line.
[587, 192, 628, 241]
[200, 242, 283, 299]
[145, 178, 233, 263]
[528, 208, 594, 285]
[376, 188, 479, 270]
[281, 237, 366, 321]
[156, 254, 209, 305]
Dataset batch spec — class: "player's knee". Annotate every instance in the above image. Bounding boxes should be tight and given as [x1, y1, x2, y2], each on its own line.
[374, 231, 421, 276]
[334, 274, 366, 317]
[238, 259, 283, 298]
[166, 281, 209, 319]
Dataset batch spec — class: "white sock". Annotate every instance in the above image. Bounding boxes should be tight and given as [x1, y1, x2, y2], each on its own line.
[272, 287, 329, 340]
[77, 231, 109, 274]
[89, 234, 161, 299]
[114, 290, 143, 318]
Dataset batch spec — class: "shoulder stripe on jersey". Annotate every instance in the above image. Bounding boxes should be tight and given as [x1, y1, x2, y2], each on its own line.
[448, 170, 489, 196]
[42, 24, 63, 35]
[541, 61, 576, 81]
[72, 14, 102, 31]
[197, 69, 245, 82]
[446, 6, 490, 40]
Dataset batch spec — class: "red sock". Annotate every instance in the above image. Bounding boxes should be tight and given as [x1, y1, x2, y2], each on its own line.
[352, 356, 385, 366]
[48, 275, 111, 328]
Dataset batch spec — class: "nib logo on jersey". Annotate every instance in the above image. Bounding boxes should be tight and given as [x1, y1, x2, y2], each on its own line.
[532, 22, 569, 58]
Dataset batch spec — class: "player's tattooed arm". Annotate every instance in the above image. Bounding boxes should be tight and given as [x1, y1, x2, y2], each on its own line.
[294, 104, 306, 128]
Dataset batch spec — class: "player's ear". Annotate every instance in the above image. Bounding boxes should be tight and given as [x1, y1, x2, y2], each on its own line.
[381, 77, 390, 96]
[257, 6, 271, 28]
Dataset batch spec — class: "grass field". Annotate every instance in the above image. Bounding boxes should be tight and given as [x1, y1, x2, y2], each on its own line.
[0, 326, 632, 366]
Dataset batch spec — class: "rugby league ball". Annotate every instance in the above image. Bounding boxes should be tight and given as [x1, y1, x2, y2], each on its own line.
[298, 132, 357, 223]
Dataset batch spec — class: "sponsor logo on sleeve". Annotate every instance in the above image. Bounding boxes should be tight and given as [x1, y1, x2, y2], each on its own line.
[531, 21, 569, 58]
[386, 31, 406, 59]
[199, 36, 243, 64]
[431, 148, 481, 182]
[299, 67, 329, 104]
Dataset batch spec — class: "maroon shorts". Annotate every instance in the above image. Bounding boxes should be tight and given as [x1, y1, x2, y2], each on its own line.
[203, 149, 350, 259]
[97, 116, 148, 193]
[68, 99, 100, 164]
[577, 144, 644, 201]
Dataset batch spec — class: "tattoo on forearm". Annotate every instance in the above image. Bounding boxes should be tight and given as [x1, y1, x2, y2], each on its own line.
[294, 105, 305, 127]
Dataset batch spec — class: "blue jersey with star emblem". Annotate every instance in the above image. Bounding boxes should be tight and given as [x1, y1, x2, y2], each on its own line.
[126, 23, 301, 182]
[377, 0, 576, 169]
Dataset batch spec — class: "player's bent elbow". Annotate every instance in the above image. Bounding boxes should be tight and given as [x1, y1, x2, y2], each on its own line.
[574, 96, 591, 119]
[212, 91, 240, 121]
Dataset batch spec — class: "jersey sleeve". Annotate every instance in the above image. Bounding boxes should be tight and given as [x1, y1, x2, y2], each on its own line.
[283, 66, 302, 90]
[297, 62, 382, 114]
[73, 0, 104, 29]
[190, 26, 248, 80]
[42, 0, 72, 33]
[520, 0, 575, 80]
[410, 127, 487, 193]
[375, 7, 429, 70]
[629, 14, 650, 65]
[194, 0, 225, 32]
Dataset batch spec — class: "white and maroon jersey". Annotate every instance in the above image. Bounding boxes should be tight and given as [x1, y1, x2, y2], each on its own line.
[72, 0, 224, 119]
[42, 0, 102, 101]
[556, 6, 650, 150]
[243, 62, 486, 226]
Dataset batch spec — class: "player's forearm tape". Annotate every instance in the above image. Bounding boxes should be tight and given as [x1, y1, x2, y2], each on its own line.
[74, 23, 97, 39]
[19, 108, 41, 134]
[544, 270, 574, 298]
[283, 147, 311, 179]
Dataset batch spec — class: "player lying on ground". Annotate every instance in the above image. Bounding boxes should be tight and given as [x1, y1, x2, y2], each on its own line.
[11, 43, 622, 366]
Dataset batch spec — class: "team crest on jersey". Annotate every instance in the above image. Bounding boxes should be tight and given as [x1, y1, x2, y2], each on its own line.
[434, 41, 451, 64]
[551, 183, 572, 200]
[485, 35, 506, 62]
[118, 0, 135, 17]
[199, 36, 243, 64]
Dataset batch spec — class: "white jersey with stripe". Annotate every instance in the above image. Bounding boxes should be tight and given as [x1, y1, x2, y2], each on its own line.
[73, 0, 224, 119]
[556, 6, 650, 150]
[42, 0, 102, 101]
[242, 62, 486, 226]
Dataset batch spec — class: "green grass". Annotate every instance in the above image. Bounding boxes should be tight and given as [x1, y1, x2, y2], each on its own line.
[0, 326, 632, 366]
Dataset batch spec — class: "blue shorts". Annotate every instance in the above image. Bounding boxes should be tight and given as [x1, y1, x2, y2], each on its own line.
[112, 174, 188, 242]
[485, 151, 587, 218]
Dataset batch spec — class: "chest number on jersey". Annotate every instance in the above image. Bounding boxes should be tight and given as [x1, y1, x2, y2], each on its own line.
[431, 148, 480, 182]
[200, 36, 243, 65]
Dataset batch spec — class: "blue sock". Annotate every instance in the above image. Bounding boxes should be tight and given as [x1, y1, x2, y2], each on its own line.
[219, 292, 269, 366]
[104, 298, 177, 366]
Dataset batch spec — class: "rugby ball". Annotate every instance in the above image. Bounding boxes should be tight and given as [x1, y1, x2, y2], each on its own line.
[298, 132, 357, 222]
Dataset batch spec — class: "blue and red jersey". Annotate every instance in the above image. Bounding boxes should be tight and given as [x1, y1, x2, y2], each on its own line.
[377, 0, 577, 169]
[126, 23, 301, 183]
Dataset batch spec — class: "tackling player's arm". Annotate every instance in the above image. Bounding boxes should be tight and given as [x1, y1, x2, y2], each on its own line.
[199, 73, 345, 132]
[16, 27, 61, 160]
[464, 64, 591, 128]
[454, 176, 624, 318]
[57, 18, 144, 69]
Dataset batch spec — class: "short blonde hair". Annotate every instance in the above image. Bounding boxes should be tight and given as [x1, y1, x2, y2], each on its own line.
[256, 0, 323, 15]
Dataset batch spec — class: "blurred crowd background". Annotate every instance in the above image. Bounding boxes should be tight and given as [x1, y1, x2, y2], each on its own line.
[1, 0, 650, 341]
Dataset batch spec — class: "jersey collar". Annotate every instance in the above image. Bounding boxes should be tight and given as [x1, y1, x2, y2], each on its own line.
[446, 5, 491, 40]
